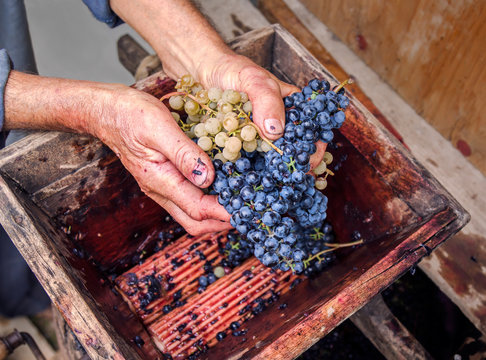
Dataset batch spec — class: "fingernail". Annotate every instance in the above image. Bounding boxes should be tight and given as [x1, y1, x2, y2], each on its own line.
[192, 158, 208, 186]
[264, 118, 284, 135]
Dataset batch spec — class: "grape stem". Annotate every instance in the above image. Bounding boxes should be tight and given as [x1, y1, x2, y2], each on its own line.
[246, 121, 283, 155]
[160, 91, 185, 101]
[323, 239, 364, 248]
[334, 78, 354, 93]
[303, 238, 364, 268]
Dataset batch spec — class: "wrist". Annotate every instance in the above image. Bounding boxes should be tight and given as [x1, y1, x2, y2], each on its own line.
[3, 71, 123, 137]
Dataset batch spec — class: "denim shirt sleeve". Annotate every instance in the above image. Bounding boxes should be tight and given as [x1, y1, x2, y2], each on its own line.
[0, 49, 12, 131]
[82, 0, 124, 28]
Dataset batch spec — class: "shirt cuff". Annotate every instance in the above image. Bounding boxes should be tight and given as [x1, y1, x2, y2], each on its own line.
[82, 0, 124, 28]
[0, 49, 12, 132]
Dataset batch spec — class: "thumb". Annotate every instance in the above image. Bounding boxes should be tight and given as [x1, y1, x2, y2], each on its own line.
[142, 104, 215, 188]
[239, 67, 287, 140]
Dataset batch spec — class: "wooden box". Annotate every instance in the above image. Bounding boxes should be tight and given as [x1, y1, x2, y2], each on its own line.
[0, 25, 469, 359]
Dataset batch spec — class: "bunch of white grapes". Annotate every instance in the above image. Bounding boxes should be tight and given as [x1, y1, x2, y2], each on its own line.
[166, 75, 272, 163]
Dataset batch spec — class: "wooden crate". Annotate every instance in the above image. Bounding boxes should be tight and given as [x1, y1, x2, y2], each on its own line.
[0, 25, 469, 360]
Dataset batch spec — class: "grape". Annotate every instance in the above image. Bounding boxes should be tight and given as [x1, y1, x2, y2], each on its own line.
[191, 83, 204, 94]
[223, 112, 239, 132]
[213, 152, 227, 163]
[185, 127, 195, 139]
[171, 112, 181, 122]
[235, 158, 251, 173]
[242, 101, 252, 113]
[180, 74, 194, 87]
[240, 92, 249, 103]
[222, 147, 239, 161]
[184, 99, 200, 116]
[204, 117, 222, 135]
[214, 132, 229, 147]
[315, 178, 327, 190]
[194, 123, 208, 137]
[313, 160, 327, 175]
[219, 102, 233, 114]
[197, 136, 213, 151]
[169, 95, 184, 110]
[323, 151, 333, 165]
[222, 89, 241, 104]
[187, 114, 201, 124]
[242, 139, 257, 152]
[240, 125, 256, 141]
[260, 141, 272, 152]
[208, 87, 223, 102]
[224, 137, 242, 153]
[196, 89, 209, 103]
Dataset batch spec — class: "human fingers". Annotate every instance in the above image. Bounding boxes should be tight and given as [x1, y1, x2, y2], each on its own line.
[130, 95, 216, 189]
[236, 65, 288, 141]
[137, 158, 231, 223]
[309, 141, 327, 171]
[150, 194, 232, 236]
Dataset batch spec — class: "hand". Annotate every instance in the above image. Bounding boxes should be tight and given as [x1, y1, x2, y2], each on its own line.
[3, 71, 231, 236]
[195, 53, 327, 169]
[93, 85, 232, 235]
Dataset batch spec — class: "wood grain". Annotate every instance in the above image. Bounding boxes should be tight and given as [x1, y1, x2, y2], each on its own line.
[0, 176, 140, 360]
[351, 295, 433, 360]
[300, 0, 486, 175]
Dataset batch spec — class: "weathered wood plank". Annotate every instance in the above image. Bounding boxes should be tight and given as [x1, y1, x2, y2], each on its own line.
[117, 34, 150, 76]
[52, 307, 87, 360]
[284, 0, 486, 335]
[300, 0, 486, 176]
[0, 176, 140, 360]
[0, 132, 107, 194]
[351, 294, 433, 360]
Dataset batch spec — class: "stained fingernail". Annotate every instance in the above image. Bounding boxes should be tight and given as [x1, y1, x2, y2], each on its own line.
[264, 118, 284, 135]
[192, 158, 208, 186]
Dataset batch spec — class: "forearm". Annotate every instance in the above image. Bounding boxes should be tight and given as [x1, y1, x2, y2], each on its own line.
[3, 71, 117, 135]
[109, 0, 233, 79]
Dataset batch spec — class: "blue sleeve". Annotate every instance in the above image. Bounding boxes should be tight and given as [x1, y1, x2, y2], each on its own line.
[82, 0, 124, 28]
[0, 49, 12, 131]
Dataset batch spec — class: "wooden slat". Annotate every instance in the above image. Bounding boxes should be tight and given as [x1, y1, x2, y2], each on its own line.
[284, 0, 486, 335]
[300, 0, 486, 176]
[351, 295, 433, 360]
[117, 34, 150, 76]
[0, 176, 140, 360]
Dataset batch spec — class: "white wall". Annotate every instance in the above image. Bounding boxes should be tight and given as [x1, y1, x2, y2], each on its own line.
[25, 0, 152, 84]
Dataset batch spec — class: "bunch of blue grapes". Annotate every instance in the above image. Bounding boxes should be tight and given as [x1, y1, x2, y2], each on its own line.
[167, 77, 350, 273]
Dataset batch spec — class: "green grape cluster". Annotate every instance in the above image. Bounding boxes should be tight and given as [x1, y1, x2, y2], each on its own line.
[166, 74, 273, 163]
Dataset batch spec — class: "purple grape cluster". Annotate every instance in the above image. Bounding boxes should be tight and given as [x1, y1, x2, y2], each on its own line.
[210, 78, 349, 273]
